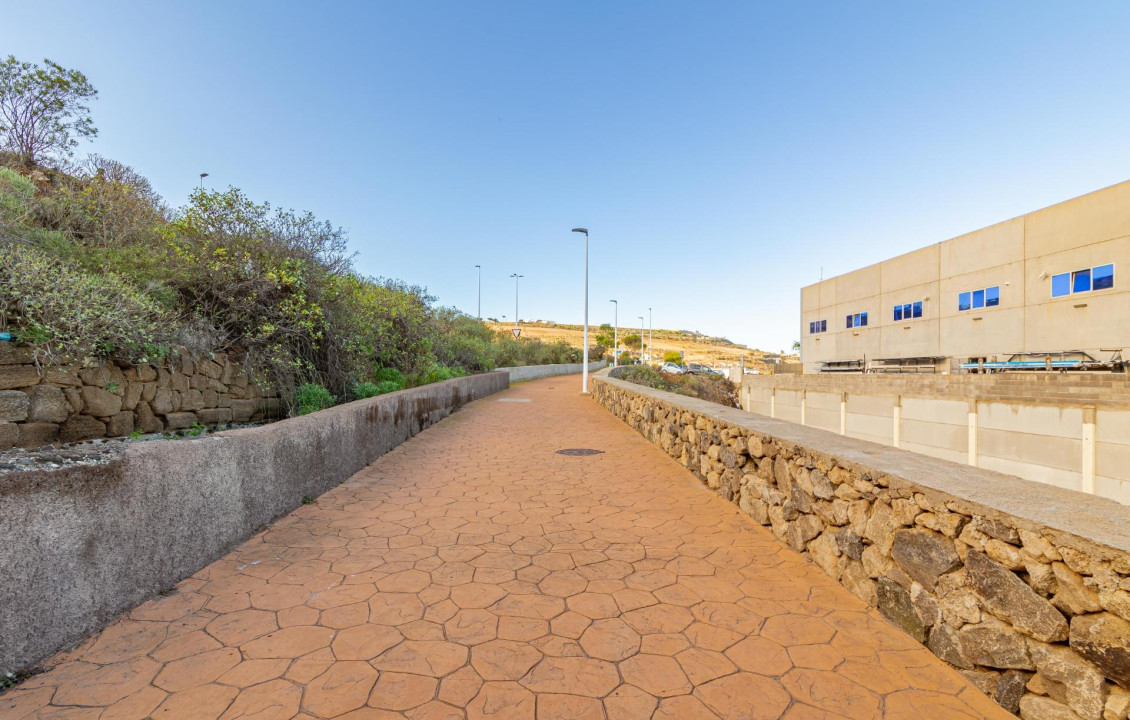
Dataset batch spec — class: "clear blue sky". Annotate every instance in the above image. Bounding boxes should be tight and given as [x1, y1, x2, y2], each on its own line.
[7, 2, 1130, 353]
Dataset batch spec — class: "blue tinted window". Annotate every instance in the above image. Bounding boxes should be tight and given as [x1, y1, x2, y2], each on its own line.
[985, 286, 999, 307]
[846, 315, 852, 328]
[972, 289, 985, 309]
[820, 319, 826, 332]
[809, 322, 815, 334]
[913, 301, 922, 318]
[958, 292, 971, 311]
[893, 306, 902, 321]
[1073, 269, 1091, 293]
[1093, 264, 1114, 290]
[860, 312, 868, 327]
[1051, 273, 1070, 297]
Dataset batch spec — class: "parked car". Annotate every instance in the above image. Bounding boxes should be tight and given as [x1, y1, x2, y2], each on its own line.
[685, 363, 710, 375]
[659, 362, 686, 374]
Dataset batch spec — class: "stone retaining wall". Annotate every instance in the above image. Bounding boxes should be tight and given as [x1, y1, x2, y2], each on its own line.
[0, 371, 509, 677]
[593, 372, 1130, 720]
[0, 344, 280, 449]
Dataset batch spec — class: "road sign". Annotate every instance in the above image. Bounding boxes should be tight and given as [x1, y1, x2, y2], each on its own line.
[512, 328, 521, 338]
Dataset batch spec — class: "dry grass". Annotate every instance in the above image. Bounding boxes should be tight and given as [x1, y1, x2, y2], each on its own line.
[486, 321, 795, 372]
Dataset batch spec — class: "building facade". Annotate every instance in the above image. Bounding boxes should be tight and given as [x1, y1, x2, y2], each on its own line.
[800, 180, 1130, 373]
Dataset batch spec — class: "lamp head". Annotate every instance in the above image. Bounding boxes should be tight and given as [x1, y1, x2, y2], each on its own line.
[200, 172, 209, 179]
[571, 228, 588, 235]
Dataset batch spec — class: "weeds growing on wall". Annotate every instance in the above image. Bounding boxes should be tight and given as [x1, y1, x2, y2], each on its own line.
[614, 365, 740, 408]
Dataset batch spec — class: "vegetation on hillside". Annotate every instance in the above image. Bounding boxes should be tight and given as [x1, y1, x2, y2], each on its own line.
[0, 56, 601, 414]
[611, 365, 740, 408]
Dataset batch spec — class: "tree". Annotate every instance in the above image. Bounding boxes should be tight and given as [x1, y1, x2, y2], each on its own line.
[791, 340, 800, 353]
[622, 333, 641, 350]
[663, 350, 682, 363]
[595, 322, 615, 348]
[0, 56, 98, 166]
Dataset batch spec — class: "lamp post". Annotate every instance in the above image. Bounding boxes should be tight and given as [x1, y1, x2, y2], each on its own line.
[475, 265, 481, 320]
[610, 299, 618, 367]
[510, 273, 523, 337]
[199, 172, 209, 190]
[638, 316, 645, 361]
[571, 228, 590, 394]
[648, 307, 653, 363]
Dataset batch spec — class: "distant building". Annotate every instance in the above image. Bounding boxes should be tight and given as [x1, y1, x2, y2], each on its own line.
[800, 180, 1130, 373]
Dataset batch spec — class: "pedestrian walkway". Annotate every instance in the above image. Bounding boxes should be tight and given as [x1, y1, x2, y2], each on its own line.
[2, 376, 1011, 720]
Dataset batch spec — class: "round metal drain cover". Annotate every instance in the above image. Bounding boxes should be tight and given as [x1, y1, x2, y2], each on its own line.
[556, 448, 604, 456]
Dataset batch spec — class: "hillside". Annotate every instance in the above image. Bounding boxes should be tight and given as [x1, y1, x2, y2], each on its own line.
[487, 321, 795, 370]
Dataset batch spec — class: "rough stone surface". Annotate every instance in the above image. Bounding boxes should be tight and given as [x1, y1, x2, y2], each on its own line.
[164, 412, 199, 430]
[966, 550, 1070, 643]
[26, 386, 69, 423]
[80, 386, 123, 418]
[960, 618, 1034, 669]
[1070, 613, 1130, 689]
[1020, 694, 1086, 720]
[0, 390, 30, 422]
[877, 576, 926, 642]
[1029, 642, 1108, 720]
[891, 528, 961, 590]
[58, 415, 105, 443]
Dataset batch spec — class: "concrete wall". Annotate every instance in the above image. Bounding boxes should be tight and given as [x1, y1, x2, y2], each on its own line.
[593, 372, 1130, 720]
[743, 374, 1130, 504]
[801, 179, 1130, 372]
[0, 371, 509, 677]
[498, 359, 607, 383]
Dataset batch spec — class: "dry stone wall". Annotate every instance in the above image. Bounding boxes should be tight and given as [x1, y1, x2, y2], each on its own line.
[592, 374, 1130, 720]
[0, 344, 280, 449]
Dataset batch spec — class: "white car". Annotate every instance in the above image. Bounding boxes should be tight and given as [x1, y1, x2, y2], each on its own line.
[659, 362, 686, 374]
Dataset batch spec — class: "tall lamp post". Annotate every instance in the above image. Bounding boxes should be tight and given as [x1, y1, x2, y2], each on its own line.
[610, 299, 618, 367]
[199, 172, 209, 190]
[571, 228, 590, 394]
[510, 273, 523, 337]
[648, 307, 653, 363]
[475, 265, 482, 319]
[638, 316, 645, 361]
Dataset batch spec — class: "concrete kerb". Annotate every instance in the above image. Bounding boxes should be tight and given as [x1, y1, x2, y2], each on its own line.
[0, 371, 509, 677]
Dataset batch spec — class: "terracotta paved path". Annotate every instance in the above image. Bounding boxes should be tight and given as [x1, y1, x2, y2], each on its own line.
[4, 376, 1011, 720]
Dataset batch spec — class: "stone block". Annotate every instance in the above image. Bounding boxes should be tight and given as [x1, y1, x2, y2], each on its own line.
[135, 402, 163, 434]
[966, 550, 1069, 642]
[136, 364, 157, 382]
[63, 387, 83, 413]
[1098, 590, 1130, 623]
[787, 513, 823, 552]
[929, 624, 972, 669]
[198, 358, 222, 379]
[0, 343, 35, 364]
[959, 617, 1034, 669]
[197, 408, 233, 424]
[180, 389, 205, 412]
[807, 531, 844, 578]
[0, 365, 40, 390]
[80, 386, 123, 418]
[1070, 612, 1130, 689]
[0, 390, 29, 422]
[877, 576, 926, 642]
[78, 366, 110, 387]
[1052, 563, 1102, 615]
[1020, 693, 1083, 720]
[890, 528, 961, 591]
[230, 397, 257, 420]
[27, 386, 69, 423]
[42, 365, 81, 387]
[164, 412, 199, 430]
[141, 382, 157, 403]
[121, 382, 143, 412]
[58, 416, 105, 443]
[835, 528, 864, 560]
[202, 389, 218, 408]
[1029, 641, 1108, 720]
[0, 422, 17, 449]
[106, 412, 134, 437]
[151, 388, 175, 415]
[170, 372, 190, 392]
[996, 669, 1031, 715]
[841, 560, 877, 607]
[865, 501, 897, 554]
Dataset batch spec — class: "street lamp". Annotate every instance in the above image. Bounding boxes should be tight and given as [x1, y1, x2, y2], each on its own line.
[572, 228, 590, 394]
[638, 316, 645, 361]
[199, 172, 209, 190]
[475, 265, 482, 320]
[610, 299, 618, 367]
[510, 273, 523, 338]
[648, 307, 653, 363]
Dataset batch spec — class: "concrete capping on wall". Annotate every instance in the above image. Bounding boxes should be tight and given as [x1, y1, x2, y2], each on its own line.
[497, 359, 607, 383]
[593, 371, 1130, 719]
[0, 371, 509, 677]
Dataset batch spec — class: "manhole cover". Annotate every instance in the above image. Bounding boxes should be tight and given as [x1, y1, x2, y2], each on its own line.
[556, 448, 604, 456]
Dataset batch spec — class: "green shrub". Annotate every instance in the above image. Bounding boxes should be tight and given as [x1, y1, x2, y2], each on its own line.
[0, 167, 36, 225]
[293, 382, 335, 415]
[413, 363, 468, 386]
[663, 350, 682, 363]
[372, 366, 406, 386]
[352, 379, 403, 399]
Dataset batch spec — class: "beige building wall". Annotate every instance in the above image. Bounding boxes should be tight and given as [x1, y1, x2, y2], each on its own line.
[801, 180, 1130, 372]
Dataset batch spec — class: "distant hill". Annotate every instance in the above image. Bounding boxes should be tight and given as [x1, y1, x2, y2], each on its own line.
[486, 321, 796, 369]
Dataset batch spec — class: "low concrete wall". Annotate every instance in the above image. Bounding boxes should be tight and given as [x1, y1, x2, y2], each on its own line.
[744, 374, 1130, 504]
[0, 371, 509, 677]
[594, 371, 1130, 719]
[498, 359, 607, 382]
